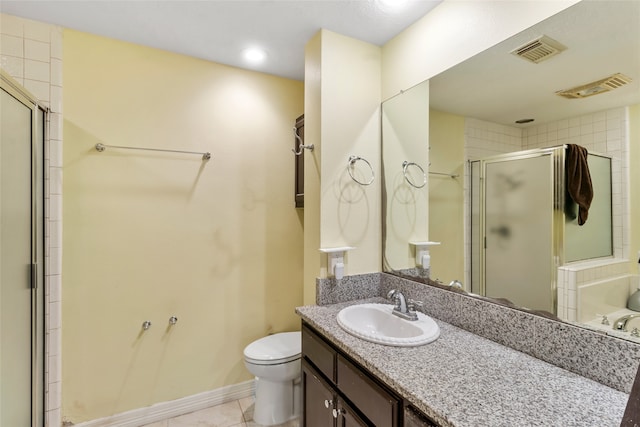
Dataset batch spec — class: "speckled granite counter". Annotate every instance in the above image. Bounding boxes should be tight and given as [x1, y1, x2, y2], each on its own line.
[297, 298, 630, 427]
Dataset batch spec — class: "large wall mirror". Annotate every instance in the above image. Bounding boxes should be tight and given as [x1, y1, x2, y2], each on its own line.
[382, 80, 430, 275]
[381, 0, 640, 342]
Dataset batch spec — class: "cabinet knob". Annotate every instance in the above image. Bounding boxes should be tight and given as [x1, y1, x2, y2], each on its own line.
[332, 408, 345, 418]
[324, 399, 333, 409]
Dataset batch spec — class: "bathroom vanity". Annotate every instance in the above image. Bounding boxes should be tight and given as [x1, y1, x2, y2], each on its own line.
[297, 297, 630, 427]
[302, 322, 436, 426]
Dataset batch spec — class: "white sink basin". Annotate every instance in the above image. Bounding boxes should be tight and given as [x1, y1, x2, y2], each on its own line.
[337, 303, 440, 347]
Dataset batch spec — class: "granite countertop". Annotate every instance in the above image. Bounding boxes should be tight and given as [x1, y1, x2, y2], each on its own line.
[296, 298, 630, 427]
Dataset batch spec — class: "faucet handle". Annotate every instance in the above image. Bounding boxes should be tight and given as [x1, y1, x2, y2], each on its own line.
[632, 328, 640, 338]
[448, 280, 463, 289]
[408, 299, 423, 313]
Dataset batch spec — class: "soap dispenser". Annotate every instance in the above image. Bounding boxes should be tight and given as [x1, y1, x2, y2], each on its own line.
[627, 254, 640, 312]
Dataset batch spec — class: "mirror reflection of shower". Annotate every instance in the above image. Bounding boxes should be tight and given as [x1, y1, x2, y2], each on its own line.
[489, 170, 525, 248]
[470, 146, 613, 315]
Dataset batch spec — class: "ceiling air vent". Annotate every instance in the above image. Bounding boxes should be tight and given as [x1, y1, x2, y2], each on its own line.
[511, 35, 567, 64]
[556, 73, 633, 99]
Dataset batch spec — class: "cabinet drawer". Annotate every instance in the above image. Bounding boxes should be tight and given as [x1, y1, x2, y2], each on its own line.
[337, 354, 399, 427]
[302, 324, 336, 382]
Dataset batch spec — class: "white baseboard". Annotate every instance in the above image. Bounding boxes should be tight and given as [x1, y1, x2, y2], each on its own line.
[73, 380, 255, 427]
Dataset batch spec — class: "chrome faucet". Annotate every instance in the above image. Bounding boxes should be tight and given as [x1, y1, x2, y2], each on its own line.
[386, 289, 422, 321]
[448, 280, 463, 289]
[612, 314, 640, 332]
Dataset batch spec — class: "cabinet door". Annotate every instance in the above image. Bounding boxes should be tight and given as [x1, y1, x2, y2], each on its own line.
[303, 362, 336, 427]
[336, 399, 368, 427]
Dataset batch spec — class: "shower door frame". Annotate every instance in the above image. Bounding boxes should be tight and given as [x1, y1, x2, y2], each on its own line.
[470, 146, 565, 314]
[1, 69, 46, 427]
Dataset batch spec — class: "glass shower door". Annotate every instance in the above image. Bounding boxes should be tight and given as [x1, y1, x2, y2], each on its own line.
[1, 80, 44, 426]
[484, 154, 554, 312]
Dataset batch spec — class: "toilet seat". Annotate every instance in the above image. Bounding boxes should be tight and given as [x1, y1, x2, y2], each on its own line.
[244, 331, 301, 366]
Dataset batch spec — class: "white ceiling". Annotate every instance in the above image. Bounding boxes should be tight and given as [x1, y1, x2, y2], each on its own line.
[429, 0, 640, 127]
[2, 0, 638, 128]
[0, 0, 442, 81]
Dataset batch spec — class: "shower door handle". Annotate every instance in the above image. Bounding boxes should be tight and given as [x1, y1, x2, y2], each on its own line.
[30, 263, 37, 289]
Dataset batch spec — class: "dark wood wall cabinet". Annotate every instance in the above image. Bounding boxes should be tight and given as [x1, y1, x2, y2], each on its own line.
[294, 114, 304, 208]
[302, 323, 439, 427]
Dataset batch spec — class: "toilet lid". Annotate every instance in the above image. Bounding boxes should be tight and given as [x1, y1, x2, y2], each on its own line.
[244, 331, 301, 365]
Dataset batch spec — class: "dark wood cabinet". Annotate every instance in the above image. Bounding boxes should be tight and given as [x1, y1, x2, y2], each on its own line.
[302, 362, 335, 427]
[337, 354, 399, 426]
[294, 114, 304, 208]
[302, 322, 440, 427]
[302, 323, 400, 427]
[404, 406, 439, 427]
[302, 361, 367, 427]
[336, 398, 368, 427]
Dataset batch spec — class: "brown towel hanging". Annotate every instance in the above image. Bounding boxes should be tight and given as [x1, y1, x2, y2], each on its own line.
[565, 144, 593, 226]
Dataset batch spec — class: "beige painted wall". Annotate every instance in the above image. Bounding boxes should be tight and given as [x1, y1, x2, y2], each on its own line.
[428, 110, 465, 283]
[62, 30, 303, 422]
[303, 30, 381, 303]
[319, 31, 381, 277]
[303, 31, 322, 305]
[381, 0, 579, 100]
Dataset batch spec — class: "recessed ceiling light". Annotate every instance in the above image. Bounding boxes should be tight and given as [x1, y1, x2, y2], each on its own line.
[377, 0, 409, 12]
[242, 47, 267, 65]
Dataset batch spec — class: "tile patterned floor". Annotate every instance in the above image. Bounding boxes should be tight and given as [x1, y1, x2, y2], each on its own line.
[141, 397, 300, 427]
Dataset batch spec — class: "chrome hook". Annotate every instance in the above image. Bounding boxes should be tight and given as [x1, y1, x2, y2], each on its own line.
[142, 320, 152, 331]
[291, 127, 314, 155]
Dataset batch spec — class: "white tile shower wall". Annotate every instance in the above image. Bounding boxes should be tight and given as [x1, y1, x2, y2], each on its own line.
[0, 13, 63, 427]
[464, 117, 523, 160]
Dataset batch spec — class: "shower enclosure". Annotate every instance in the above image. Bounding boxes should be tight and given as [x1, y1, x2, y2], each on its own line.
[470, 146, 612, 314]
[1, 71, 45, 426]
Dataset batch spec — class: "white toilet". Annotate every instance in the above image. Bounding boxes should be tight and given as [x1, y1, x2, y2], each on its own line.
[243, 331, 301, 426]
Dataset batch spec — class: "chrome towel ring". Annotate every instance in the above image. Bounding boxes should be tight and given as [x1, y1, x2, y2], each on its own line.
[402, 161, 427, 188]
[348, 155, 375, 186]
